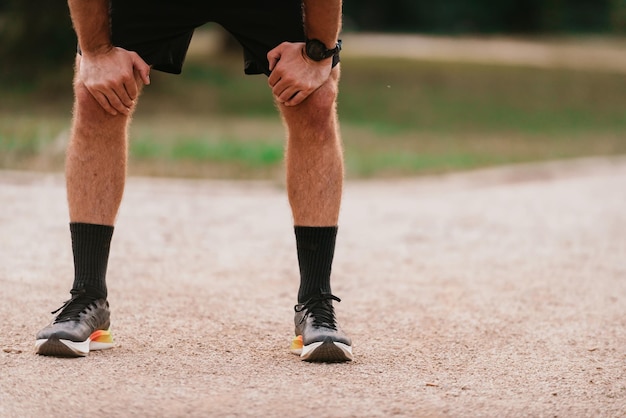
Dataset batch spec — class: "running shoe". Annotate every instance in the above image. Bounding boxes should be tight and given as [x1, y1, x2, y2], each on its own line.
[35, 289, 113, 357]
[290, 293, 353, 362]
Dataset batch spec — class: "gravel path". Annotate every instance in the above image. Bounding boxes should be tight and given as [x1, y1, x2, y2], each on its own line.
[1, 157, 625, 417]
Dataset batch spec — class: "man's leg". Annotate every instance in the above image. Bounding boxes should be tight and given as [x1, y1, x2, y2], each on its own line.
[281, 67, 343, 302]
[35, 55, 136, 357]
[280, 67, 352, 362]
[67, 57, 130, 227]
[66, 54, 140, 298]
[281, 67, 343, 228]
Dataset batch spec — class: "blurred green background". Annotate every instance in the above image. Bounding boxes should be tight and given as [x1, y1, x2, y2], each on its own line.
[1, 0, 625, 179]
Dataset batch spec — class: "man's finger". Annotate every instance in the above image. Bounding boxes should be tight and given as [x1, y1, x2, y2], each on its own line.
[112, 84, 134, 110]
[132, 53, 151, 85]
[141, 68, 150, 86]
[277, 86, 299, 103]
[271, 81, 287, 99]
[124, 78, 138, 102]
[284, 91, 308, 107]
[267, 48, 282, 72]
[106, 88, 131, 115]
[93, 91, 118, 116]
[268, 70, 280, 87]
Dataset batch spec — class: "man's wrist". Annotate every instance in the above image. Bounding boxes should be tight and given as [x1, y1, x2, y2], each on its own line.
[80, 43, 114, 57]
[304, 39, 341, 62]
[300, 46, 332, 67]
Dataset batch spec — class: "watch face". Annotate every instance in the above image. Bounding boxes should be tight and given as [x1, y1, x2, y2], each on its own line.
[306, 39, 327, 61]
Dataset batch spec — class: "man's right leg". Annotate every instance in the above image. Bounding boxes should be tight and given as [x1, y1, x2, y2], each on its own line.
[67, 56, 130, 226]
[35, 55, 135, 357]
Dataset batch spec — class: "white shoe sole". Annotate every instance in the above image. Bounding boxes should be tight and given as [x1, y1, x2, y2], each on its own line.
[291, 335, 353, 362]
[35, 329, 113, 357]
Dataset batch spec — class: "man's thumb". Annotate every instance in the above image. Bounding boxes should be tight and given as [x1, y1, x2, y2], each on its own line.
[267, 46, 283, 72]
[139, 65, 150, 85]
[133, 55, 151, 85]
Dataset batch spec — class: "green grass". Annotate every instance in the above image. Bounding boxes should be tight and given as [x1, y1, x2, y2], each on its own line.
[131, 135, 282, 165]
[128, 135, 286, 179]
[340, 59, 626, 136]
[1, 54, 625, 178]
[0, 115, 68, 171]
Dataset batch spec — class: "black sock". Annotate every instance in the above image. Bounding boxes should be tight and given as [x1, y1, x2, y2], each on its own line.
[295, 226, 338, 303]
[70, 222, 114, 299]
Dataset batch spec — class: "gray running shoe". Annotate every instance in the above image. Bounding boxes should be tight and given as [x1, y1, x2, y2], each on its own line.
[290, 293, 353, 362]
[35, 289, 113, 357]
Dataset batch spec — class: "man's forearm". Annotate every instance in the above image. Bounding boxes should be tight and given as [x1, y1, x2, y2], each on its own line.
[68, 0, 112, 55]
[302, 0, 342, 48]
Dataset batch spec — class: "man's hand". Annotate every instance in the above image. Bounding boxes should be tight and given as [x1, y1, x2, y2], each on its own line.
[267, 42, 333, 107]
[78, 47, 151, 116]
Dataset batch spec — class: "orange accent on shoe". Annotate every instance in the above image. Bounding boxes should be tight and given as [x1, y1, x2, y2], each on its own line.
[290, 335, 303, 351]
[90, 329, 113, 344]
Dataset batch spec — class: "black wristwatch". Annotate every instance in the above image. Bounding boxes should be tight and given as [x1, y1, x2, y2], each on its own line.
[305, 39, 342, 61]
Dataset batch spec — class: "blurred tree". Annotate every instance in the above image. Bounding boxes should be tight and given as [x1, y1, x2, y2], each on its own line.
[610, 0, 626, 32]
[343, 0, 612, 34]
[0, 0, 75, 80]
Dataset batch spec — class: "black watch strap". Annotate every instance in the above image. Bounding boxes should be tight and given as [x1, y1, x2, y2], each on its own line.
[305, 39, 342, 62]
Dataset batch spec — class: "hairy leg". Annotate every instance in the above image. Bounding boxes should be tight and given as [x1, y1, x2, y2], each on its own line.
[66, 55, 138, 225]
[279, 66, 343, 226]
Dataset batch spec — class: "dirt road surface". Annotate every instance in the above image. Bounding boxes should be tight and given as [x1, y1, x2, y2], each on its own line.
[1, 158, 625, 417]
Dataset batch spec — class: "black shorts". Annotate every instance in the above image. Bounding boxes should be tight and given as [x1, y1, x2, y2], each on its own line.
[107, 0, 340, 76]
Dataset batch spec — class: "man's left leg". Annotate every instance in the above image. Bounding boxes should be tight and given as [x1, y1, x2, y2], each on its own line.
[279, 67, 352, 362]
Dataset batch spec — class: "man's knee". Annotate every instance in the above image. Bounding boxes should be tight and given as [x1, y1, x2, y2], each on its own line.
[73, 80, 131, 128]
[71, 81, 131, 149]
[282, 68, 340, 131]
[74, 81, 104, 117]
[308, 68, 339, 111]
[308, 81, 338, 114]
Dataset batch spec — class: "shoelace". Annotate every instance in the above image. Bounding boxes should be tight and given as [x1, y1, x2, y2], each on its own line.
[51, 288, 98, 323]
[295, 293, 341, 330]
